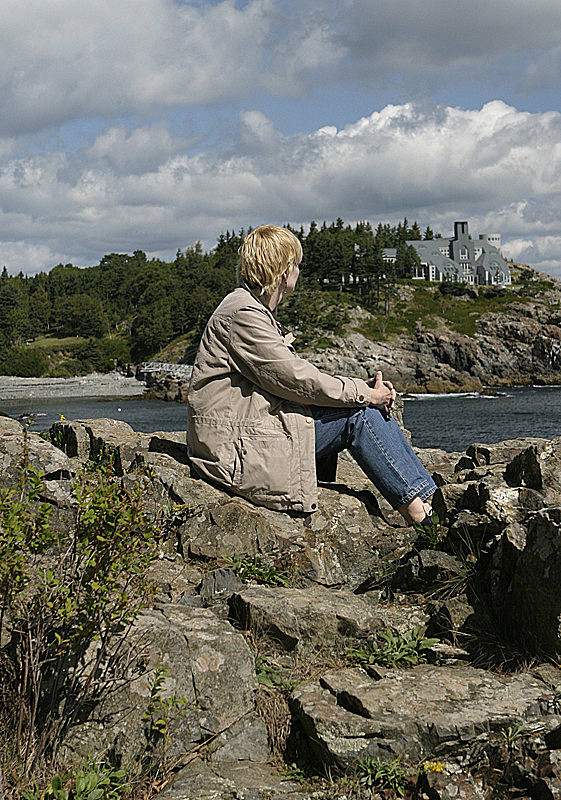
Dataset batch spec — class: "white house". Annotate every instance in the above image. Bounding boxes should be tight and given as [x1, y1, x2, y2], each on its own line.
[384, 221, 511, 286]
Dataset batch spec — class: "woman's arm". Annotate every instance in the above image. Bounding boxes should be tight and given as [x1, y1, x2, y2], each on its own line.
[228, 305, 372, 407]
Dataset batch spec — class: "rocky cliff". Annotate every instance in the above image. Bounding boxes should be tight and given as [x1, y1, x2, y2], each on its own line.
[2, 416, 561, 799]
[304, 289, 561, 394]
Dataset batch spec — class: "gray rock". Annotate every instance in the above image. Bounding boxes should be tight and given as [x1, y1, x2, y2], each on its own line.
[50, 418, 148, 474]
[148, 433, 189, 465]
[416, 770, 486, 800]
[186, 500, 279, 561]
[291, 664, 559, 768]
[493, 507, 561, 655]
[209, 713, 269, 763]
[228, 584, 428, 654]
[146, 560, 203, 604]
[466, 438, 550, 467]
[0, 420, 77, 483]
[228, 584, 385, 653]
[60, 604, 258, 773]
[425, 597, 475, 644]
[392, 550, 465, 592]
[504, 437, 561, 506]
[153, 757, 312, 800]
[198, 568, 245, 606]
[0, 416, 23, 434]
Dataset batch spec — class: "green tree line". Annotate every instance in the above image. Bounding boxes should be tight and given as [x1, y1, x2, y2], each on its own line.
[0, 219, 428, 376]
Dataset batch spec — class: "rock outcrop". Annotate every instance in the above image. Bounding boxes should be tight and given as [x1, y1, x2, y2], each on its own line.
[303, 295, 561, 394]
[2, 415, 561, 799]
[135, 364, 193, 403]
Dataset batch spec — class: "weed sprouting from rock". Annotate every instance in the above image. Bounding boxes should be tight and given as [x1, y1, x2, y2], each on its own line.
[500, 723, 528, 753]
[349, 755, 407, 796]
[413, 510, 444, 550]
[20, 761, 129, 800]
[346, 626, 439, 669]
[142, 665, 196, 769]
[223, 553, 292, 587]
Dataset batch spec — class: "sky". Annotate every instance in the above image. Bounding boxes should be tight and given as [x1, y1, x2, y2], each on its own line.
[2, 0, 561, 278]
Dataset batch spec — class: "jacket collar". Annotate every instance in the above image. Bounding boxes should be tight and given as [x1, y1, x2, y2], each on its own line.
[238, 282, 290, 337]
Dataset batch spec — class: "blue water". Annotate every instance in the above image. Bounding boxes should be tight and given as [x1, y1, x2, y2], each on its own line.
[403, 386, 561, 451]
[2, 386, 560, 453]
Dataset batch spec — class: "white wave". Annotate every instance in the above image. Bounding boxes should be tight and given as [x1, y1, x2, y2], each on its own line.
[404, 392, 481, 400]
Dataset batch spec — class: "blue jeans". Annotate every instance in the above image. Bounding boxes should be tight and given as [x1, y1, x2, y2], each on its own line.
[312, 406, 436, 510]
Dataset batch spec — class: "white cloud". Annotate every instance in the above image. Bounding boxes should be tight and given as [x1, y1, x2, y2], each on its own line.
[0, 0, 274, 135]
[2, 0, 561, 140]
[85, 125, 196, 175]
[2, 102, 561, 277]
[502, 236, 561, 279]
[0, 241, 70, 276]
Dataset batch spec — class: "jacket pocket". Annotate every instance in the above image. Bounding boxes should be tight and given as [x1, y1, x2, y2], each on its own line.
[233, 434, 290, 497]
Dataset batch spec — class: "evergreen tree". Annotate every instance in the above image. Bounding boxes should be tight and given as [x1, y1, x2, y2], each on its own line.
[409, 221, 422, 240]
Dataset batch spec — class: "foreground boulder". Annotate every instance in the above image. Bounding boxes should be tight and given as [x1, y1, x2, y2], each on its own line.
[0, 416, 76, 483]
[292, 664, 561, 768]
[228, 584, 429, 654]
[490, 507, 561, 654]
[433, 435, 561, 655]
[61, 604, 261, 772]
[155, 757, 313, 800]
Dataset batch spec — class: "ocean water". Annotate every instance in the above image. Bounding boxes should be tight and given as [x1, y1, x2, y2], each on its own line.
[403, 385, 561, 452]
[2, 386, 560, 454]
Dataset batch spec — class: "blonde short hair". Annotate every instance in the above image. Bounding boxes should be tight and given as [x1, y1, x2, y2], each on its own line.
[238, 225, 302, 295]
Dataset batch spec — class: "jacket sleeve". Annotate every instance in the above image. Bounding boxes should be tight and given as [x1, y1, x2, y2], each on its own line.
[227, 305, 372, 407]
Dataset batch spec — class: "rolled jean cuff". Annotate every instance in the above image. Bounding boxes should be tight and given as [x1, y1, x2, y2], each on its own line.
[399, 478, 436, 506]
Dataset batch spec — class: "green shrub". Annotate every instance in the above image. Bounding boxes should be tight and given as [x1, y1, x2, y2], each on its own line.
[223, 553, 291, 587]
[0, 345, 49, 377]
[347, 627, 439, 668]
[0, 441, 158, 782]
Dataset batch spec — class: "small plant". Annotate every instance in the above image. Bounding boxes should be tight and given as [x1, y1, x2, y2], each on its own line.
[351, 755, 406, 796]
[500, 723, 527, 752]
[142, 665, 195, 765]
[254, 654, 283, 688]
[279, 763, 308, 785]
[21, 762, 129, 800]
[347, 627, 439, 669]
[419, 760, 446, 774]
[253, 653, 294, 694]
[223, 553, 291, 587]
[413, 510, 444, 549]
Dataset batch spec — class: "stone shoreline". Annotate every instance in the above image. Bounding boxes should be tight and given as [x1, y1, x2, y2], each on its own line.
[0, 371, 146, 401]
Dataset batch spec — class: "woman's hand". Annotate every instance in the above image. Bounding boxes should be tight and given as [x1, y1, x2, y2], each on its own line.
[366, 371, 397, 418]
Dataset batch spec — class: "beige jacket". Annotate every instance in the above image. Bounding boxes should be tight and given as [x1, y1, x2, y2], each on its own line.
[187, 287, 372, 512]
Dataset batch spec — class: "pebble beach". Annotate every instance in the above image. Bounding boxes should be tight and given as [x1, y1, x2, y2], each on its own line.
[0, 372, 146, 401]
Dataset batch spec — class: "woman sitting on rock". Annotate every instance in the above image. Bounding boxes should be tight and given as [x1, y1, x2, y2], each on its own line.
[187, 224, 435, 524]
